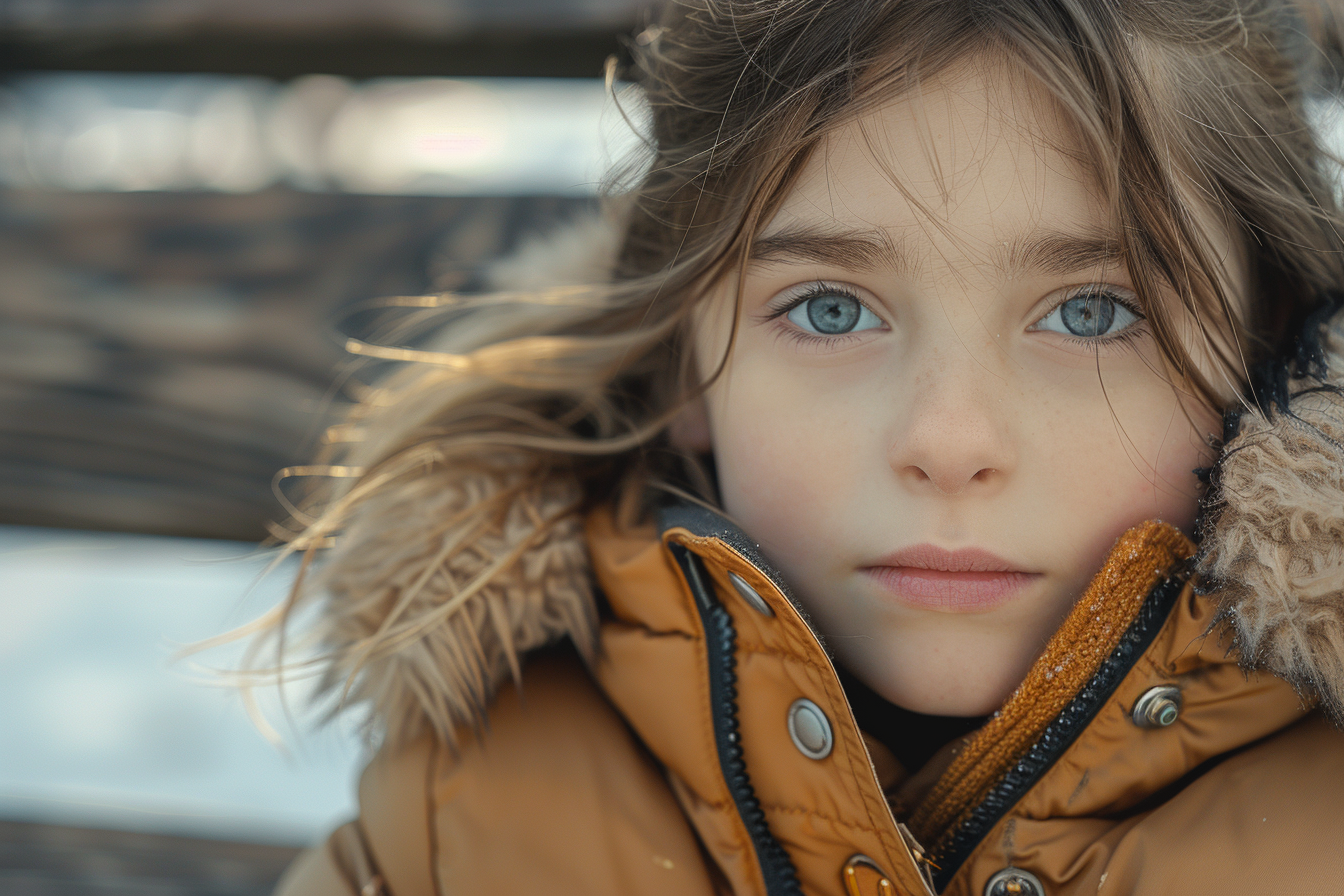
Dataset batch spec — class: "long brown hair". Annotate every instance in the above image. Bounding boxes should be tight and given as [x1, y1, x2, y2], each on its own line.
[253, 0, 1344, 744]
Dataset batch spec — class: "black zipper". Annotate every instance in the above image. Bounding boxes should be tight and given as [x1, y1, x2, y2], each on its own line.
[669, 541, 805, 896]
[929, 563, 1192, 890]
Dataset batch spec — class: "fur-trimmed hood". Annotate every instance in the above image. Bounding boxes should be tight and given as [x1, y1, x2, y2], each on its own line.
[1198, 298, 1344, 722]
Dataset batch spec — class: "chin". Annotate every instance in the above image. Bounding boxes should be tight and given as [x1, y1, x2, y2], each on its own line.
[877, 661, 1024, 716]
[856, 638, 1032, 717]
[902, 689, 1007, 717]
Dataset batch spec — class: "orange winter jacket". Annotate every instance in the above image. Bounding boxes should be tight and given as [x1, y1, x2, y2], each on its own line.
[276, 502, 1344, 896]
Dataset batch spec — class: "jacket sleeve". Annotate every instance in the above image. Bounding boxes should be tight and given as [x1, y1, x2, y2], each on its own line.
[273, 823, 383, 896]
[273, 649, 721, 896]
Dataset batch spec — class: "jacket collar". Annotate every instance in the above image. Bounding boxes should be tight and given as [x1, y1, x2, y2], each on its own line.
[656, 503, 805, 609]
[591, 502, 1308, 892]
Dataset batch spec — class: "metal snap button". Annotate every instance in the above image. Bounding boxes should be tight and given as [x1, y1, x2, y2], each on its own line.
[787, 698, 833, 759]
[984, 866, 1045, 896]
[1132, 685, 1182, 729]
[728, 571, 774, 616]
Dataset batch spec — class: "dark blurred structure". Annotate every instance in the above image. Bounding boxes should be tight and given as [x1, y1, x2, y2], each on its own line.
[0, 820, 300, 896]
[1, 2, 636, 890]
[0, 0, 647, 78]
[0, 0, 644, 542]
[0, 190, 590, 540]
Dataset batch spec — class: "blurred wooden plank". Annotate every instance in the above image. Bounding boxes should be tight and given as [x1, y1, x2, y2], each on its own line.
[0, 30, 637, 79]
[0, 820, 300, 896]
[0, 0, 647, 35]
[0, 188, 592, 539]
[0, 0, 650, 78]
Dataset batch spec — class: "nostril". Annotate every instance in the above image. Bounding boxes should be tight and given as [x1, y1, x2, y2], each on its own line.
[888, 390, 1015, 494]
[903, 463, 999, 495]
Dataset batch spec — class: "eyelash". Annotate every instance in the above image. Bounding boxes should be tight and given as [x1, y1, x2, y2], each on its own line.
[760, 281, 1148, 351]
[762, 281, 882, 346]
[1043, 286, 1148, 352]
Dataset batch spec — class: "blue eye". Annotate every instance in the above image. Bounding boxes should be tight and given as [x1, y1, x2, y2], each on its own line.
[785, 290, 884, 336]
[1034, 288, 1143, 339]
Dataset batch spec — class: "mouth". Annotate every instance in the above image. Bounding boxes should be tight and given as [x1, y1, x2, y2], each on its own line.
[861, 544, 1040, 611]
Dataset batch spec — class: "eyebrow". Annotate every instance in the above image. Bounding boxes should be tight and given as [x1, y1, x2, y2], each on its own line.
[749, 226, 1124, 277]
[750, 227, 913, 274]
[997, 231, 1125, 277]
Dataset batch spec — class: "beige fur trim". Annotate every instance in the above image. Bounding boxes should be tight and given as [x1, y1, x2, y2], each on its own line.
[311, 463, 595, 747]
[1200, 308, 1344, 721]
[296, 204, 627, 747]
[483, 201, 626, 292]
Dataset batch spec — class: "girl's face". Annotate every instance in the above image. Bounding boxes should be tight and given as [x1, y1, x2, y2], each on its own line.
[691, 60, 1234, 715]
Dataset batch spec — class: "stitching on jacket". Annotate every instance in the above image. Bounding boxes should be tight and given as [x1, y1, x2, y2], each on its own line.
[806, 646, 909, 863]
[733, 641, 831, 671]
[768, 603, 910, 863]
[606, 618, 699, 641]
[760, 803, 886, 834]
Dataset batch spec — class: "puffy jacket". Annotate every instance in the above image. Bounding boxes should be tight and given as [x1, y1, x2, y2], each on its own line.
[275, 309, 1344, 896]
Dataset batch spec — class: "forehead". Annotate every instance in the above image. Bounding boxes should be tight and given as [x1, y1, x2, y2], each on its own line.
[762, 60, 1111, 267]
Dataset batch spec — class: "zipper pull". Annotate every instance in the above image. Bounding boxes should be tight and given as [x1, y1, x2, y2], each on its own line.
[897, 823, 939, 893]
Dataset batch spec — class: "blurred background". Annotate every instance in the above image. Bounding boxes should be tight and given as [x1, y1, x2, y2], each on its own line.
[0, 1, 651, 893]
[5, 2, 1344, 895]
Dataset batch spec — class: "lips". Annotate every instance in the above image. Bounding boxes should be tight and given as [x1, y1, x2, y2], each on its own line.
[862, 544, 1040, 610]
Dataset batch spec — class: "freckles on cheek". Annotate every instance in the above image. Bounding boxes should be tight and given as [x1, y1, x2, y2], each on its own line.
[714, 387, 858, 542]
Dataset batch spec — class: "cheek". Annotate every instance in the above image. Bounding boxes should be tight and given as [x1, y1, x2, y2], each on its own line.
[1046, 375, 1215, 578]
[1114, 381, 1215, 521]
[709, 366, 868, 555]
[1149, 426, 1212, 527]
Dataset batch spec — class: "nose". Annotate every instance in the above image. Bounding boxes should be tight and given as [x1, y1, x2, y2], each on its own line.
[887, 357, 1015, 496]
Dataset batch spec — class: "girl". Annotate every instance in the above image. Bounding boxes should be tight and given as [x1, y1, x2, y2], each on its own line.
[268, 1, 1344, 894]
